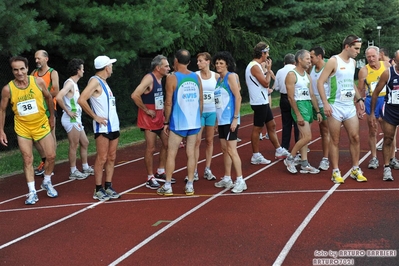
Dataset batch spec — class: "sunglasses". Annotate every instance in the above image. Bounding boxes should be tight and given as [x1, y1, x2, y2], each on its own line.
[262, 46, 270, 53]
[349, 38, 362, 45]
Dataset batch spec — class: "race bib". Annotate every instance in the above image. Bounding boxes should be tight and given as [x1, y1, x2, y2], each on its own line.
[297, 88, 311, 100]
[340, 89, 354, 101]
[391, 90, 399, 104]
[155, 96, 164, 110]
[17, 99, 39, 116]
[214, 90, 222, 109]
[109, 96, 116, 111]
[370, 81, 386, 95]
[203, 91, 214, 104]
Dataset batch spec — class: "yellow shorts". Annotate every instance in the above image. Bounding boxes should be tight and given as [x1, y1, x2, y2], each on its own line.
[15, 118, 51, 141]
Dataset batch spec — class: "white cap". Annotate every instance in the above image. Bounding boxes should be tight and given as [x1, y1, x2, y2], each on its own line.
[94, 55, 117, 69]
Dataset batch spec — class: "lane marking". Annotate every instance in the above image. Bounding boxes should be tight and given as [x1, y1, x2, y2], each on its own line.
[152, 220, 172, 226]
[272, 147, 373, 266]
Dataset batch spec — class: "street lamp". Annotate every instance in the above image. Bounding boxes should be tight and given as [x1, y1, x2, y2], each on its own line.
[377, 26, 382, 47]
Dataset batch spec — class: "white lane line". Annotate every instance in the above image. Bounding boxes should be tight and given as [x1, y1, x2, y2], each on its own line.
[272, 150, 371, 266]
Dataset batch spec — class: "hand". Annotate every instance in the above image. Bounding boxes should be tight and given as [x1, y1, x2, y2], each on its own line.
[95, 116, 108, 126]
[163, 125, 170, 136]
[0, 132, 8, 147]
[146, 109, 156, 119]
[297, 115, 305, 127]
[230, 119, 238, 132]
[323, 104, 332, 117]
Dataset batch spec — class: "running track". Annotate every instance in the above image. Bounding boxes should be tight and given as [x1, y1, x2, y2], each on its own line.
[0, 109, 398, 266]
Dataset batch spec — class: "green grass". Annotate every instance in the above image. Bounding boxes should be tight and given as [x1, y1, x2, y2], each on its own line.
[0, 98, 281, 178]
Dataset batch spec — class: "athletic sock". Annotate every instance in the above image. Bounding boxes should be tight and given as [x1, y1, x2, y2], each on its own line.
[70, 166, 77, 173]
[148, 175, 154, 181]
[96, 185, 103, 192]
[104, 182, 112, 189]
[27, 181, 35, 192]
[82, 163, 89, 170]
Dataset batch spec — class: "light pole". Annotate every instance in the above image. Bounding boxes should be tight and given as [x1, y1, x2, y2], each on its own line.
[377, 26, 382, 47]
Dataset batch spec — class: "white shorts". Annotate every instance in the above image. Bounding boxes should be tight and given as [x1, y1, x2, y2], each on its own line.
[61, 113, 84, 133]
[329, 103, 356, 122]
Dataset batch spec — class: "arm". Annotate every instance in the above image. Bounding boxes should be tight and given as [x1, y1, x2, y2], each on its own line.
[50, 69, 60, 97]
[370, 69, 389, 129]
[197, 76, 203, 115]
[286, 71, 304, 126]
[163, 74, 176, 135]
[357, 66, 367, 98]
[353, 61, 365, 116]
[37, 77, 55, 129]
[131, 74, 156, 118]
[228, 73, 241, 132]
[317, 57, 336, 117]
[307, 74, 322, 122]
[55, 80, 75, 118]
[251, 61, 271, 88]
[0, 85, 10, 146]
[77, 78, 107, 126]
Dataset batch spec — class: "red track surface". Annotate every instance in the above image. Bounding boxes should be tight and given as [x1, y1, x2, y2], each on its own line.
[1, 109, 398, 266]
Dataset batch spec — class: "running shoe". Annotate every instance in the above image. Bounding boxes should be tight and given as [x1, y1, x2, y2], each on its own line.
[214, 178, 234, 188]
[69, 170, 88, 180]
[389, 158, 399, 169]
[300, 164, 320, 174]
[383, 167, 394, 181]
[237, 138, 242, 142]
[319, 158, 330, 171]
[93, 188, 110, 201]
[185, 185, 195, 196]
[251, 154, 271, 165]
[25, 191, 39, 205]
[105, 186, 121, 199]
[275, 148, 290, 159]
[82, 166, 95, 176]
[284, 156, 297, 174]
[259, 133, 264, 140]
[265, 133, 269, 139]
[146, 178, 160, 189]
[294, 154, 302, 166]
[41, 181, 58, 198]
[377, 142, 383, 151]
[231, 179, 247, 193]
[184, 172, 199, 182]
[157, 185, 173, 196]
[368, 157, 379, 169]
[34, 161, 45, 176]
[154, 173, 176, 183]
[204, 168, 216, 180]
[350, 168, 367, 182]
[331, 171, 344, 184]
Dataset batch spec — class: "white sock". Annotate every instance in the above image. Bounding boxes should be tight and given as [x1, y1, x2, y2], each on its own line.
[82, 163, 89, 170]
[70, 166, 77, 173]
[27, 181, 35, 192]
[236, 176, 243, 181]
[223, 176, 232, 181]
[276, 147, 283, 153]
[43, 175, 51, 183]
[157, 168, 165, 174]
[148, 175, 154, 181]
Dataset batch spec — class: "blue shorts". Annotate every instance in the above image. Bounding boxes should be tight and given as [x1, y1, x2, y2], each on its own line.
[365, 96, 384, 118]
[171, 128, 201, 137]
[201, 112, 217, 127]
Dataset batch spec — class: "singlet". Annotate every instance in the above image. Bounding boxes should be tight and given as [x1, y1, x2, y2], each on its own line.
[32, 68, 57, 111]
[62, 78, 82, 122]
[365, 62, 387, 97]
[9, 76, 48, 131]
[328, 55, 356, 106]
[385, 66, 399, 105]
[215, 72, 240, 125]
[310, 64, 329, 107]
[89, 76, 120, 133]
[137, 73, 165, 130]
[169, 72, 201, 131]
[196, 70, 217, 113]
[290, 70, 311, 101]
[245, 61, 269, 105]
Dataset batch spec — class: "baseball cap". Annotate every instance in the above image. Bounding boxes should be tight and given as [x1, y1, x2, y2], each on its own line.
[94, 55, 117, 69]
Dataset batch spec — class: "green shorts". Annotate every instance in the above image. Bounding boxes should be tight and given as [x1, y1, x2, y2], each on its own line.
[291, 100, 313, 123]
[313, 106, 327, 121]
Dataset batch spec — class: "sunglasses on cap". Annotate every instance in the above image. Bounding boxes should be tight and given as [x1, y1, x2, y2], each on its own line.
[349, 38, 362, 45]
[262, 46, 270, 53]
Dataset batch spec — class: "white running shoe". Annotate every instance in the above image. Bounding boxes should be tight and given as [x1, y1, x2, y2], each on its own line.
[251, 154, 271, 165]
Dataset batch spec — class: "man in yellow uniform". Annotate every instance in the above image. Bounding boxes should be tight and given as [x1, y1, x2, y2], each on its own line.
[358, 46, 393, 169]
[0, 56, 58, 205]
[31, 50, 60, 175]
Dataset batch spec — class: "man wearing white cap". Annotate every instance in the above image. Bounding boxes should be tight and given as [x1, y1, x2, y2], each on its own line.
[78, 55, 121, 201]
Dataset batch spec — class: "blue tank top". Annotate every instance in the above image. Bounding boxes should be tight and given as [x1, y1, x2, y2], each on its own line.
[215, 72, 240, 125]
[141, 73, 163, 105]
[170, 72, 201, 131]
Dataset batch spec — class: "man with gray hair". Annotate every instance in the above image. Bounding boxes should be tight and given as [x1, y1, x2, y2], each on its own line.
[273, 53, 299, 151]
[284, 49, 322, 174]
[358, 46, 394, 169]
[131, 55, 176, 189]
